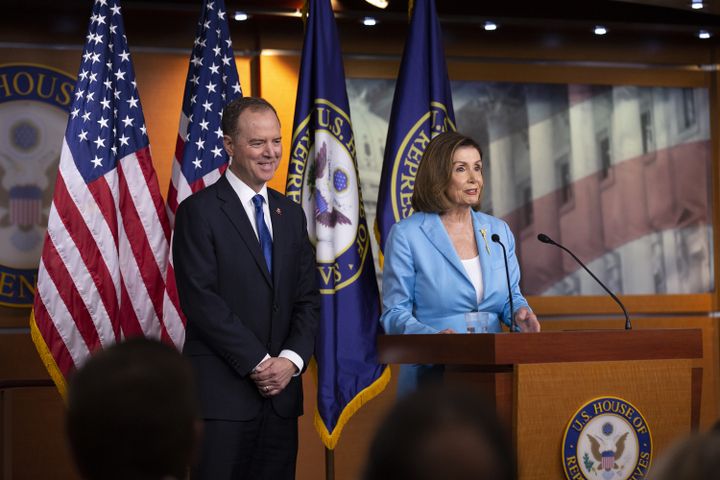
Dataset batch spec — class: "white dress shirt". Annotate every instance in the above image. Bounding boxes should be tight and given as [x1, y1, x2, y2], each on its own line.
[225, 169, 303, 375]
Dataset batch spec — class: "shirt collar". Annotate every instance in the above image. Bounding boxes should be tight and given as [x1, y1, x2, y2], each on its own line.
[226, 168, 268, 207]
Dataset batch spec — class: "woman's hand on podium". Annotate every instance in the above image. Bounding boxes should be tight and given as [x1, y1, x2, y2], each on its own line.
[515, 307, 541, 332]
[437, 328, 456, 334]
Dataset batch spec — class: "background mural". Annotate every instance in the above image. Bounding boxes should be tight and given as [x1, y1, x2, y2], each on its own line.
[348, 79, 713, 296]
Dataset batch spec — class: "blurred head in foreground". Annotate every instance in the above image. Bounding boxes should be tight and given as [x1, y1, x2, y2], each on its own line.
[363, 385, 516, 480]
[648, 426, 720, 480]
[66, 338, 199, 480]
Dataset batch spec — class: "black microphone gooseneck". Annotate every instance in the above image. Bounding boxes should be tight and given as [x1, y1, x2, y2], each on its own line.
[491, 234, 516, 332]
[537, 233, 631, 330]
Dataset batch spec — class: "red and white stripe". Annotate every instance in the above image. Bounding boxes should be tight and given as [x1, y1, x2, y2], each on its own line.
[161, 113, 228, 349]
[10, 198, 41, 226]
[33, 139, 182, 376]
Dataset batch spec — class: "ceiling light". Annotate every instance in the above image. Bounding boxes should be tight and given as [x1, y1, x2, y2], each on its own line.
[594, 25, 608, 36]
[483, 21, 497, 31]
[365, 0, 389, 8]
[691, 1, 704, 9]
[362, 16, 377, 26]
[234, 11, 248, 21]
[698, 30, 712, 39]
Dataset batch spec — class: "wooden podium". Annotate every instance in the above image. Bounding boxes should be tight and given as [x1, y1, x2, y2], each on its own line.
[377, 329, 703, 479]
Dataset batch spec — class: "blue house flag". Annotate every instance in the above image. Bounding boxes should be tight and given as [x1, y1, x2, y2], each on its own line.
[286, 0, 390, 450]
[375, 0, 456, 259]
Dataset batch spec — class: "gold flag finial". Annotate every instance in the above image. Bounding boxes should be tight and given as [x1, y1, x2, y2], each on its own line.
[301, 0, 309, 28]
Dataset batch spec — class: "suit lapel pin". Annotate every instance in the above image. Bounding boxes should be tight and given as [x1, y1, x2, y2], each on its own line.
[275, 208, 282, 215]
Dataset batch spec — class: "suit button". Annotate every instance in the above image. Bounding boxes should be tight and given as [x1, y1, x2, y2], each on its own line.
[272, 304, 279, 313]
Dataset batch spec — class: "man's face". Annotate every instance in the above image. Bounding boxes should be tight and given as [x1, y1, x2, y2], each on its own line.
[223, 108, 282, 192]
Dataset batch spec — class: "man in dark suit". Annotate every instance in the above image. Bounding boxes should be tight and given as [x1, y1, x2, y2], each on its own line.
[173, 96, 319, 480]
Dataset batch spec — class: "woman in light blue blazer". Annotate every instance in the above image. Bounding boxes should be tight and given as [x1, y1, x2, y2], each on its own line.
[380, 132, 540, 395]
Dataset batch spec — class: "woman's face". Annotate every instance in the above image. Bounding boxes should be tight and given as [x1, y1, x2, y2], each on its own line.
[445, 146, 483, 209]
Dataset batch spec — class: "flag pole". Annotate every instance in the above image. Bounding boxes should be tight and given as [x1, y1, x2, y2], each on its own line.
[325, 447, 335, 480]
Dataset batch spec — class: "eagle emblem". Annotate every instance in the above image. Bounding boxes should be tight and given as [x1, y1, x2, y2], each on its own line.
[0, 64, 72, 306]
[312, 141, 351, 228]
[562, 397, 652, 480]
[291, 106, 360, 269]
[588, 431, 629, 472]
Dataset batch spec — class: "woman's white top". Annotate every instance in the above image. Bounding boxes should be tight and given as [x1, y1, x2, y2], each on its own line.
[461, 255, 483, 304]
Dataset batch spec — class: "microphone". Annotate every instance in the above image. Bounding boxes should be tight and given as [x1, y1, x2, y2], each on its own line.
[537, 233, 631, 330]
[491, 234, 516, 332]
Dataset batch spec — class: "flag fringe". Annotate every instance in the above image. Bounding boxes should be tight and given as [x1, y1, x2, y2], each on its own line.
[29, 310, 68, 401]
[373, 220, 385, 270]
[312, 360, 392, 450]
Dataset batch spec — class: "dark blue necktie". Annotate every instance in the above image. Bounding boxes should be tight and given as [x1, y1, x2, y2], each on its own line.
[252, 194, 273, 274]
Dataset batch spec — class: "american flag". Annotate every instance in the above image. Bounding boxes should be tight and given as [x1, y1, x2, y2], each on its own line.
[161, 0, 241, 346]
[31, 0, 178, 396]
[166, 0, 241, 219]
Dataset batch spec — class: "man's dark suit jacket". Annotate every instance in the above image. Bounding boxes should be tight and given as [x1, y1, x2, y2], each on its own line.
[173, 174, 319, 421]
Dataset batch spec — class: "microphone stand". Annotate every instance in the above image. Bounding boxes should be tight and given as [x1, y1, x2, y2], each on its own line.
[537, 233, 631, 330]
[491, 234, 516, 332]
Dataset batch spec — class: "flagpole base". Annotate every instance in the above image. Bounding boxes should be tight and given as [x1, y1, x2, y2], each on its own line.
[325, 447, 335, 480]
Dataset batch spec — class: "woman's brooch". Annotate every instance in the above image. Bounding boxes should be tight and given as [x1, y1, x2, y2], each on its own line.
[480, 228, 491, 254]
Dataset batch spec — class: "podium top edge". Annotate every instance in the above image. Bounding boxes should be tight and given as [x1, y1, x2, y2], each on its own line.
[376, 328, 702, 365]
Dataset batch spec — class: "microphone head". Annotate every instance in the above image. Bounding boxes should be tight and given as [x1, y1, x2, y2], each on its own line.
[491, 234, 500, 243]
[537, 233, 553, 244]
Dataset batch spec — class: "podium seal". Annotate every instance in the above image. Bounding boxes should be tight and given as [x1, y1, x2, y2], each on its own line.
[562, 396, 652, 480]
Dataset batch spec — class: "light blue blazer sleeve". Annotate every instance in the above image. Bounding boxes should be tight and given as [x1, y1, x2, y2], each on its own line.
[380, 219, 440, 335]
[380, 212, 531, 335]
